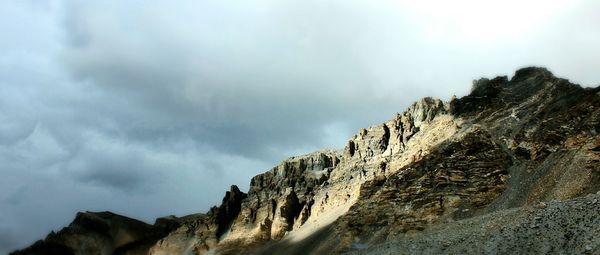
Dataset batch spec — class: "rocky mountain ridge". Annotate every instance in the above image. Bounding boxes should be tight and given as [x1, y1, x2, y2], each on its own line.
[12, 67, 600, 255]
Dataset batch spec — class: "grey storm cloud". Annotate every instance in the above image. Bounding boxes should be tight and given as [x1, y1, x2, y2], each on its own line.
[2, 0, 600, 253]
[58, 0, 421, 159]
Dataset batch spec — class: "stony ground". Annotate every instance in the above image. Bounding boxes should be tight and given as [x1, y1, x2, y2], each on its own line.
[346, 192, 600, 255]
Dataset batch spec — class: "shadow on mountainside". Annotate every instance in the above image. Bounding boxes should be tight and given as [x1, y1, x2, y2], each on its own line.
[253, 67, 600, 254]
[253, 223, 338, 255]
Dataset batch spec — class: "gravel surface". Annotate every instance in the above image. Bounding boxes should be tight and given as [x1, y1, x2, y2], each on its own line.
[346, 193, 600, 255]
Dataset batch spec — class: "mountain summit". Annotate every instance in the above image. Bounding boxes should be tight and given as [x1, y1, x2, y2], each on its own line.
[13, 67, 600, 255]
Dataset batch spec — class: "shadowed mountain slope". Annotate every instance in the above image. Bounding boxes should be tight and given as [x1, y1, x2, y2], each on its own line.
[12, 67, 600, 255]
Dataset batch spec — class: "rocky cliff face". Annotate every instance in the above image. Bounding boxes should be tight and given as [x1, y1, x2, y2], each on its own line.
[12, 67, 600, 255]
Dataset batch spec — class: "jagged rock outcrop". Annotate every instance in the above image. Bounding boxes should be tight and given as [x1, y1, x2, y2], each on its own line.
[148, 185, 248, 255]
[338, 126, 512, 247]
[14, 67, 600, 255]
[215, 185, 247, 239]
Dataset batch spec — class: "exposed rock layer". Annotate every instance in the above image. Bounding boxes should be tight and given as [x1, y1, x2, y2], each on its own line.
[12, 67, 600, 255]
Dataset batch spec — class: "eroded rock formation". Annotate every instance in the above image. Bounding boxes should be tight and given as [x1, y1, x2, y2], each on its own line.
[12, 67, 600, 255]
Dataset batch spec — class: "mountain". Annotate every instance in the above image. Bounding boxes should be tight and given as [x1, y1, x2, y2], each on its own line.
[12, 67, 600, 255]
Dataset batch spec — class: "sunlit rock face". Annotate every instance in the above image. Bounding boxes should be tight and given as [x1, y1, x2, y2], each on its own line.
[12, 67, 600, 255]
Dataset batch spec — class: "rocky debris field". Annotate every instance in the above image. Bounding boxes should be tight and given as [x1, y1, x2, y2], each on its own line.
[347, 192, 600, 255]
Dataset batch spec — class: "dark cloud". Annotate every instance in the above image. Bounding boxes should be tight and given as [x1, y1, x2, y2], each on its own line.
[4, 186, 27, 206]
[1, 0, 600, 254]
[69, 160, 153, 193]
[0, 228, 17, 254]
[63, 134, 161, 192]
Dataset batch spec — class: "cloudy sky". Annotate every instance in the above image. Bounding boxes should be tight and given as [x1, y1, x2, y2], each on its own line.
[1, 0, 599, 252]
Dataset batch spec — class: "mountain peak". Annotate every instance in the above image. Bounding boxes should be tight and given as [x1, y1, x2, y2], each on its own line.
[511, 66, 555, 82]
[12, 68, 600, 255]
